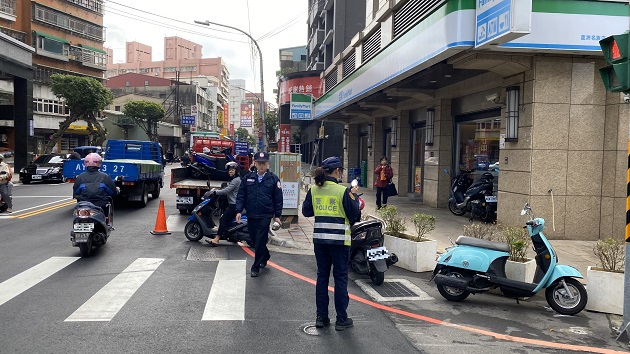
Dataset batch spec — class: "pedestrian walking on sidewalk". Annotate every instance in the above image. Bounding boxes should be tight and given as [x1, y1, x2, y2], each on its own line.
[0, 153, 13, 213]
[374, 156, 393, 210]
[235, 151, 283, 278]
[302, 156, 360, 331]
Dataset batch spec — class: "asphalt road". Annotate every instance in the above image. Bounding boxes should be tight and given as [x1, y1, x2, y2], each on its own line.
[0, 174, 628, 354]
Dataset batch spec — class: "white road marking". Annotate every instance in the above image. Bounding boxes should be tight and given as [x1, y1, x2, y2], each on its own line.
[6, 198, 73, 214]
[64, 258, 164, 322]
[12, 196, 73, 198]
[0, 257, 80, 307]
[202, 260, 246, 321]
[166, 214, 190, 232]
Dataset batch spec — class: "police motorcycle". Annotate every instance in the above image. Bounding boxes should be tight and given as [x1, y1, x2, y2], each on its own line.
[0, 171, 11, 213]
[184, 185, 253, 247]
[70, 197, 114, 257]
[431, 203, 587, 315]
[446, 169, 497, 222]
[349, 179, 398, 286]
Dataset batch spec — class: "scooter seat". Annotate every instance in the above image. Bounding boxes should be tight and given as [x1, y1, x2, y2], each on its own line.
[350, 219, 382, 233]
[455, 235, 510, 252]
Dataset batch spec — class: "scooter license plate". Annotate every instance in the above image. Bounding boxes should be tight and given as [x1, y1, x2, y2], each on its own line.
[73, 223, 94, 232]
[74, 233, 90, 243]
[367, 246, 389, 261]
[176, 196, 193, 204]
[485, 196, 497, 202]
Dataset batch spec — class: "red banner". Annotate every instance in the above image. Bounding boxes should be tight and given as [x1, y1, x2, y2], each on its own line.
[279, 124, 291, 152]
[223, 103, 229, 128]
[278, 75, 324, 105]
[229, 123, 234, 137]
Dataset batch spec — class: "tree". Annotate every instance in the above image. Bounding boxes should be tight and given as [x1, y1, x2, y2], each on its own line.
[123, 100, 166, 142]
[265, 111, 278, 143]
[46, 74, 114, 153]
[235, 127, 256, 146]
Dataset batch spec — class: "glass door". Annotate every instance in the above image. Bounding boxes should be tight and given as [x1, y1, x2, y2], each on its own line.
[412, 127, 426, 196]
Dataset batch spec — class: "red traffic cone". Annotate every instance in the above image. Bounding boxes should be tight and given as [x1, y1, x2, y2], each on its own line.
[151, 200, 171, 235]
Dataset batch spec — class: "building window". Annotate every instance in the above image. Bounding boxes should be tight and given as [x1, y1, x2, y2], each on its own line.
[125, 81, 130, 87]
[164, 67, 177, 72]
[144, 80, 149, 86]
[456, 115, 501, 187]
[37, 36, 68, 56]
[115, 105, 121, 111]
[33, 98, 68, 116]
[64, 0, 104, 14]
[33, 3, 105, 41]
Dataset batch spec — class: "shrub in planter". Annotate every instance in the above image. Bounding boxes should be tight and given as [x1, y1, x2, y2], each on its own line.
[375, 205, 407, 237]
[411, 213, 435, 241]
[587, 237, 625, 315]
[500, 225, 530, 262]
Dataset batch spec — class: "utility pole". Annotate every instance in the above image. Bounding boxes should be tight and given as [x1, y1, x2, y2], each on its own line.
[195, 19, 266, 151]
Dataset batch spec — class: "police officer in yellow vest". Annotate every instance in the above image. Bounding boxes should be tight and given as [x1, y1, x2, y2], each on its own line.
[302, 156, 360, 331]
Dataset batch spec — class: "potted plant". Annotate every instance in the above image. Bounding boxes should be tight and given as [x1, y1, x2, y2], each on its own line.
[500, 225, 536, 283]
[586, 238, 625, 315]
[377, 206, 437, 272]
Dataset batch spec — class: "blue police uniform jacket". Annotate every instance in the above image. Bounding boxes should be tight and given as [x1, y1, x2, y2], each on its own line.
[235, 171, 283, 219]
[302, 177, 360, 246]
[73, 167, 117, 208]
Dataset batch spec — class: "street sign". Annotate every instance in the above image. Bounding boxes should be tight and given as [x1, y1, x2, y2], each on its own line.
[290, 93, 313, 120]
[182, 115, 195, 125]
[475, 0, 532, 48]
[234, 141, 248, 156]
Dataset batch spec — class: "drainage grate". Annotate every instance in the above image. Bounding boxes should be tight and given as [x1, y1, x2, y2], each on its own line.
[355, 279, 434, 302]
[186, 246, 228, 261]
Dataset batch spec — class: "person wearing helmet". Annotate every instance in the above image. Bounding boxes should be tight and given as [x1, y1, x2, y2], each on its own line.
[204, 161, 242, 247]
[73, 153, 118, 224]
[0, 153, 13, 213]
[301, 156, 360, 331]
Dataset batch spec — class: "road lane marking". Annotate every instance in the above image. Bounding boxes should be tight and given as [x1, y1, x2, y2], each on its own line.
[166, 215, 188, 233]
[0, 257, 80, 307]
[17, 200, 76, 218]
[64, 258, 164, 322]
[202, 260, 246, 321]
[3, 197, 73, 217]
[238, 245, 626, 354]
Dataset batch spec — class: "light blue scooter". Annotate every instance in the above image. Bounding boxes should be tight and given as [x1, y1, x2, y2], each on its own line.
[432, 203, 587, 315]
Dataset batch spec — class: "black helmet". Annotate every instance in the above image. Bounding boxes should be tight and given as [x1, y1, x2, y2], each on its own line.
[321, 156, 343, 172]
[481, 172, 494, 180]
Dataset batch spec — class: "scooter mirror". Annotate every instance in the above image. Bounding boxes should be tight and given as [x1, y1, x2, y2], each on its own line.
[351, 179, 358, 188]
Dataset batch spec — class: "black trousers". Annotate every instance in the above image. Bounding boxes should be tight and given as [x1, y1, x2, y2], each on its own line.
[248, 217, 271, 271]
[314, 243, 350, 322]
[376, 186, 388, 208]
[217, 204, 236, 236]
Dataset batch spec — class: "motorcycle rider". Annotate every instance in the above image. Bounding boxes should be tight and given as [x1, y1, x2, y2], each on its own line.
[0, 153, 13, 213]
[72, 153, 118, 225]
[302, 156, 360, 331]
[204, 161, 242, 247]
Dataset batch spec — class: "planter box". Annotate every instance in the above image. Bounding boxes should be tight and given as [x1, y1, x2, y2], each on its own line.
[505, 258, 536, 283]
[384, 234, 437, 272]
[585, 266, 624, 315]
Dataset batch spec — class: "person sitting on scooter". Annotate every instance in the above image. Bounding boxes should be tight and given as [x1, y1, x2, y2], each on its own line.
[204, 161, 242, 247]
[302, 156, 360, 331]
[73, 153, 119, 226]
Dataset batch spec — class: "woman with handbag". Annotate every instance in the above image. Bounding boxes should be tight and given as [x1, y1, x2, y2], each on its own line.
[374, 156, 394, 210]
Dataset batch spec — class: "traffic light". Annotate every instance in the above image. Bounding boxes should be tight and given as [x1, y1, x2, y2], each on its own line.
[599, 33, 630, 93]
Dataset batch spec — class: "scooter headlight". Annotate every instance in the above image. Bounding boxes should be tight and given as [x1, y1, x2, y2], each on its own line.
[352, 231, 367, 241]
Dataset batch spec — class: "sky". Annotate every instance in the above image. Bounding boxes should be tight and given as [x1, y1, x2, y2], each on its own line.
[103, 0, 309, 104]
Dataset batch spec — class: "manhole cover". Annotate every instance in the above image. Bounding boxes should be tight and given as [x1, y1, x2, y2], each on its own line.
[302, 324, 332, 336]
[186, 246, 228, 261]
[355, 279, 434, 302]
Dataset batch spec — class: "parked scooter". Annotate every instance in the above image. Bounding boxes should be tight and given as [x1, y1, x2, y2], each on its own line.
[70, 197, 113, 257]
[184, 191, 254, 247]
[446, 169, 496, 222]
[432, 203, 587, 315]
[349, 179, 398, 285]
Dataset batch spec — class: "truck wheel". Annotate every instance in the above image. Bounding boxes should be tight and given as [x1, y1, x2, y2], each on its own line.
[138, 184, 148, 208]
[151, 183, 161, 199]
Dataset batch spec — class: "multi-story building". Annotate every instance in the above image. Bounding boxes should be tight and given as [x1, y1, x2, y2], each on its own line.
[314, 0, 630, 241]
[0, 0, 107, 157]
[106, 37, 230, 106]
[228, 79, 247, 136]
[279, 46, 307, 75]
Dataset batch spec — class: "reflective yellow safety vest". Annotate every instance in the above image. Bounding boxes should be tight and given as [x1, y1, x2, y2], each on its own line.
[310, 180, 351, 246]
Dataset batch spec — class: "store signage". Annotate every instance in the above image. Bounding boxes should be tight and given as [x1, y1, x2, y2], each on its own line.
[279, 124, 291, 152]
[240, 103, 253, 127]
[181, 115, 195, 125]
[475, 0, 531, 48]
[290, 93, 313, 120]
[279, 76, 323, 105]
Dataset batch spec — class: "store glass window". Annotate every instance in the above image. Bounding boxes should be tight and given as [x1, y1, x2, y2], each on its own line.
[456, 117, 500, 188]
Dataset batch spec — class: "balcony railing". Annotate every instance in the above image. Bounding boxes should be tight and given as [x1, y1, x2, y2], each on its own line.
[0, 0, 16, 21]
[34, 3, 106, 42]
[64, 0, 104, 15]
[69, 45, 107, 69]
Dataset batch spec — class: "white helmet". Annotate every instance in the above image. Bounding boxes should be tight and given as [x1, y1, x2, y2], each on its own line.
[226, 161, 240, 171]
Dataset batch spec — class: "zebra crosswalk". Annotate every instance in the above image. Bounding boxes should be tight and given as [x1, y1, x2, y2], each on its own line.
[0, 256, 249, 322]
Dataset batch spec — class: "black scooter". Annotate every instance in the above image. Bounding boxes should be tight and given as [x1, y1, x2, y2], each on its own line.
[70, 197, 113, 257]
[184, 192, 253, 247]
[446, 169, 497, 222]
[349, 180, 398, 285]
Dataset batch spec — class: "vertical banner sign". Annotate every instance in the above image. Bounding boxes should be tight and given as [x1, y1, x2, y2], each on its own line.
[475, 0, 531, 48]
[223, 104, 229, 128]
[217, 111, 224, 128]
[279, 124, 291, 152]
[290, 93, 313, 120]
[191, 105, 198, 129]
[240, 103, 253, 127]
[230, 123, 234, 137]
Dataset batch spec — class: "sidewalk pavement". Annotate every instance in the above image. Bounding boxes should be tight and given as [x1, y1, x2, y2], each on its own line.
[270, 184, 600, 278]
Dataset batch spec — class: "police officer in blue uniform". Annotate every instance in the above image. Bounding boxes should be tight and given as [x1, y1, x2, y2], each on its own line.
[235, 151, 283, 277]
[302, 156, 360, 331]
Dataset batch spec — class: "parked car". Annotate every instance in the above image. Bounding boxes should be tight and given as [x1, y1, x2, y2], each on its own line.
[19, 153, 68, 184]
[0, 147, 13, 157]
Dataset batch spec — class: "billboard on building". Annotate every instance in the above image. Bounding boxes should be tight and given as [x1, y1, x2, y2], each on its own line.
[240, 103, 253, 127]
[279, 76, 323, 105]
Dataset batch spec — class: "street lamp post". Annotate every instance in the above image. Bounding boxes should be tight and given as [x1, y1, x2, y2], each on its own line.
[194, 19, 266, 151]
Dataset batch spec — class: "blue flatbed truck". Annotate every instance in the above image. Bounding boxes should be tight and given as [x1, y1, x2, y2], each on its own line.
[63, 140, 164, 207]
